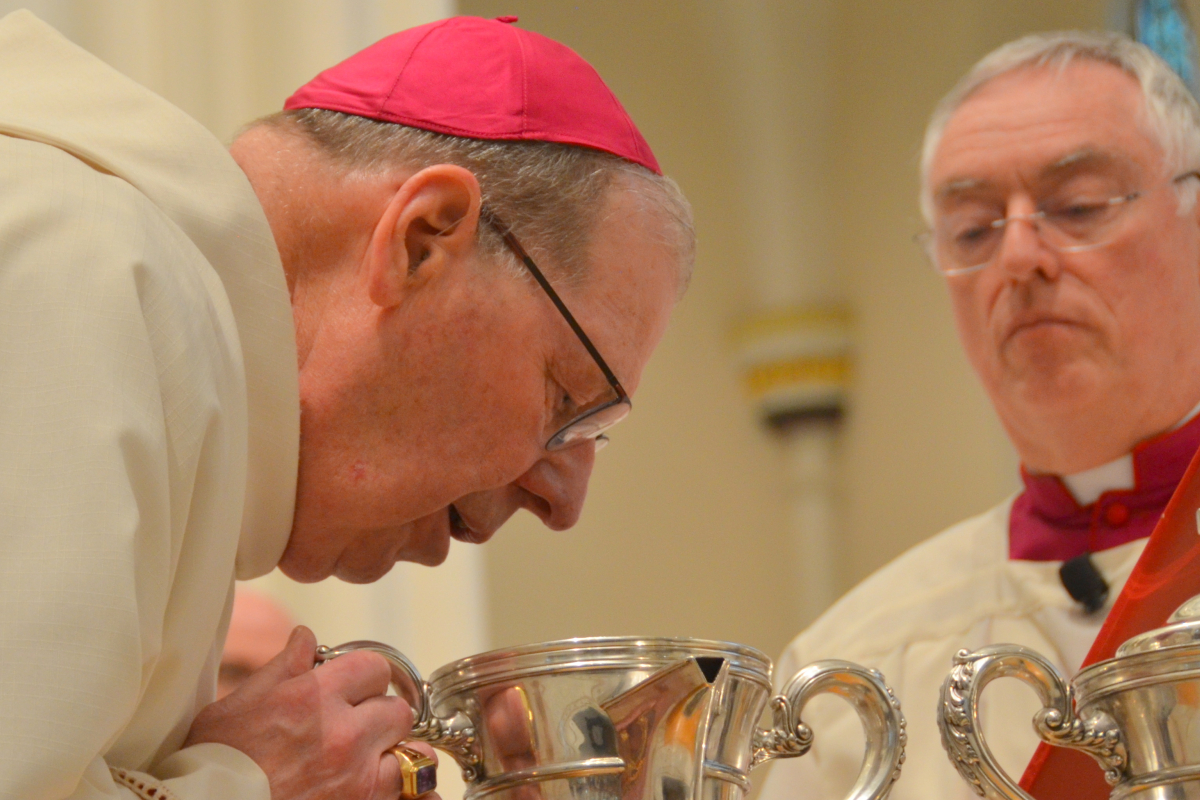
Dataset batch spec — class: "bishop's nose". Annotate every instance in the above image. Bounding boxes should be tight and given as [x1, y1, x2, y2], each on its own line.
[517, 441, 596, 530]
[994, 215, 1062, 283]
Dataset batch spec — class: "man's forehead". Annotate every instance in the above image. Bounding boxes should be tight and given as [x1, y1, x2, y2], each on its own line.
[557, 203, 678, 389]
[935, 148, 1134, 201]
[952, 58, 1145, 125]
[931, 62, 1159, 198]
[591, 186, 684, 286]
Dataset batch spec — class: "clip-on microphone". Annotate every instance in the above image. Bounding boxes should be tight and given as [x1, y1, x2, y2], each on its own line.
[1059, 553, 1110, 614]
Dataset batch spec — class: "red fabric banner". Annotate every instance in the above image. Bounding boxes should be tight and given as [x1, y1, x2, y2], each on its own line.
[1019, 443, 1200, 797]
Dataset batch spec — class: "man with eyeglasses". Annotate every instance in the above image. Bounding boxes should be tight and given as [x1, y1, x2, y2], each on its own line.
[0, 12, 692, 800]
[760, 31, 1200, 800]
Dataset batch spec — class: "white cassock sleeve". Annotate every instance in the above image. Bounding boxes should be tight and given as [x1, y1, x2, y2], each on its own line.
[0, 131, 269, 796]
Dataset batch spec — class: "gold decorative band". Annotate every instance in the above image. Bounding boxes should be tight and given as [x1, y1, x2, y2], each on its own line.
[743, 356, 851, 400]
[734, 305, 852, 426]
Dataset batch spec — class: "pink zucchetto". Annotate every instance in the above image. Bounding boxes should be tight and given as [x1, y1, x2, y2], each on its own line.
[284, 15, 661, 175]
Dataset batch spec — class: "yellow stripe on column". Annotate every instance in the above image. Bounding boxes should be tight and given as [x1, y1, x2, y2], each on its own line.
[744, 356, 851, 399]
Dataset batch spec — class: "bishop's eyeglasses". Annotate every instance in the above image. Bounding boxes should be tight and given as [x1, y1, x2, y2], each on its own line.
[480, 206, 631, 452]
[918, 171, 1200, 276]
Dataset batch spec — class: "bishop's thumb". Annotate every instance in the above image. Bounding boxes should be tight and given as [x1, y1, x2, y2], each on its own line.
[232, 625, 319, 703]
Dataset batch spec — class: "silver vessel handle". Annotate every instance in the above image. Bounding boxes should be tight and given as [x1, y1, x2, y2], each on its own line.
[316, 640, 481, 781]
[752, 659, 906, 800]
[939, 645, 1126, 799]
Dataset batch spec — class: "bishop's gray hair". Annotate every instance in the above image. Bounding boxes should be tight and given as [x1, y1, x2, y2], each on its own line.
[920, 30, 1200, 221]
[259, 108, 694, 294]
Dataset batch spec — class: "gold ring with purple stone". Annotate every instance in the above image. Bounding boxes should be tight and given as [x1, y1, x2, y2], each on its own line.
[388, 744, 437, 798]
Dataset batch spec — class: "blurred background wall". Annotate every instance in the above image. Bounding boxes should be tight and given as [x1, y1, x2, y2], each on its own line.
[6, 0, 1196, 794]
[459, 0, 1119, 653]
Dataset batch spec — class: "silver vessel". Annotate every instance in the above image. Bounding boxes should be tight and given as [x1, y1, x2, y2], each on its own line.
[319, 636, 906, 800]
[939, 595, 1200, 799]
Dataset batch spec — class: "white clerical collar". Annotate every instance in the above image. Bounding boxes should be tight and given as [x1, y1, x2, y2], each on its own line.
[1061, 399, 1200, 506]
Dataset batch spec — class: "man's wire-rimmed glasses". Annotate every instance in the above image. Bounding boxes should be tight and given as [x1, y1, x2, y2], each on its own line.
[917, 171, 1200, 276]
[479, 206, 631, 452]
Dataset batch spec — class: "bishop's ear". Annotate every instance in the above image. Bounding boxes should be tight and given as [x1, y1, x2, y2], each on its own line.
[366, 164, 482, 308]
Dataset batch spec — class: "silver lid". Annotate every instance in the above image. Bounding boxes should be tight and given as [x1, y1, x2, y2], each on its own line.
[1115, 594, 1200, 657]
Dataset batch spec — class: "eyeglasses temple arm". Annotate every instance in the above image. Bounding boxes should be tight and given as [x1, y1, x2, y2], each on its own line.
[480, 207, 629, 400]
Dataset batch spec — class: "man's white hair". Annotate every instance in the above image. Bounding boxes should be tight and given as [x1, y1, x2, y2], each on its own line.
[259, 109, 695, 296]
[920, 30, 1200, 222]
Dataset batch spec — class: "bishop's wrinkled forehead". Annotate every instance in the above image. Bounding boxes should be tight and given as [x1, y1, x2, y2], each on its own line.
[918, 30, 1200, 222]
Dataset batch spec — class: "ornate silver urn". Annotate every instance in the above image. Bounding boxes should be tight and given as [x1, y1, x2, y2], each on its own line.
[320, 636, 906, 800]
[938, 595, 1200, 799]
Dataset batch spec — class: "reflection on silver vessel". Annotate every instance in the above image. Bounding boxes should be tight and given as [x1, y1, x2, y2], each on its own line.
[938, 595, 1200, 799]
[319, 636, 906, 800]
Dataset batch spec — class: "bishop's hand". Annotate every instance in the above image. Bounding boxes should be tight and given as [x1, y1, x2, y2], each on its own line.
[186, 626, 440, 800]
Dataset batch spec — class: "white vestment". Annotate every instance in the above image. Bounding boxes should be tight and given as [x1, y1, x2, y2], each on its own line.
[0, 11, 299, 800]
[756, 499, 1146, 800]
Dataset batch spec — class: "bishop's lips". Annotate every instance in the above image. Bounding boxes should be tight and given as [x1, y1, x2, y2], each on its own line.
[448, 504, 486, 544]
[1003, 313, 1083, 343]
